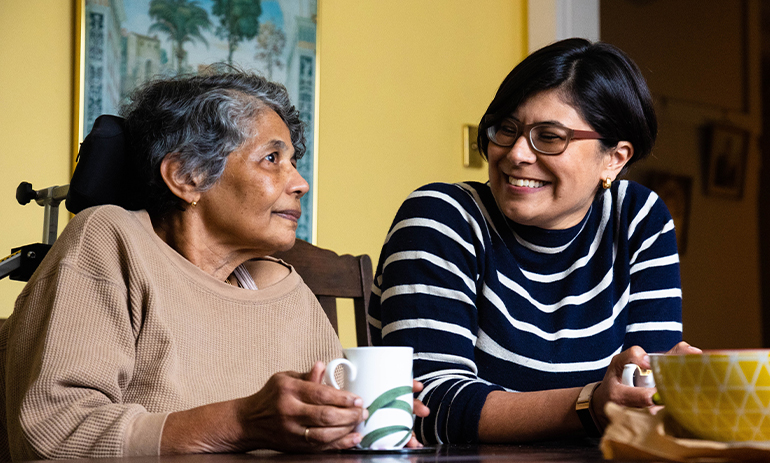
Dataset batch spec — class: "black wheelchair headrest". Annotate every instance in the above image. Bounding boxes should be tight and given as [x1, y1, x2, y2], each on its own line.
[66, 115, 139, 214]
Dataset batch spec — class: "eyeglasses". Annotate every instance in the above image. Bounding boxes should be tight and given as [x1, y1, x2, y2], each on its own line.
[486, 120, 603, 155]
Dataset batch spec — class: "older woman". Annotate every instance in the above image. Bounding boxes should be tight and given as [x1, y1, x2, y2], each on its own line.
[0, 72, 426, 460]
[369, 38, 700, 445]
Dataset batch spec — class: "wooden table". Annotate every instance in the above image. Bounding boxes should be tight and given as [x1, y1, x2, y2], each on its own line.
[24, 440, 616, 463]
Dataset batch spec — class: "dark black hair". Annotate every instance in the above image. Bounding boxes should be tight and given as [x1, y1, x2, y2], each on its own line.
[478, 38, 657, 170]
[121, 69, 305, 217]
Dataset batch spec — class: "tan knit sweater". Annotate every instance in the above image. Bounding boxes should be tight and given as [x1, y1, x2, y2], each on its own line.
[0, 205, 342, 460]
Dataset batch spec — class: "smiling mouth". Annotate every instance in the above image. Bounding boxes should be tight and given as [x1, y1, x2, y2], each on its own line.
[508, 176, 547, 188]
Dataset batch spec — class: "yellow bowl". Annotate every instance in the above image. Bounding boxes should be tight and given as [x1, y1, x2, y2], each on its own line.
[650, 350, 770, 442]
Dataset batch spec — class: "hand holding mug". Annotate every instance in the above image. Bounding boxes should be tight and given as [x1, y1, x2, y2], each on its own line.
[593, 342, 703, 428]
[590, 346, 656, 429]
[237, 362, 367, 452]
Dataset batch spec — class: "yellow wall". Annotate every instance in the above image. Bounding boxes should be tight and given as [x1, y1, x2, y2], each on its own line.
[0, 1, 527, 341]
[0, 1, 74, 316]
[315, 0, 526, 346]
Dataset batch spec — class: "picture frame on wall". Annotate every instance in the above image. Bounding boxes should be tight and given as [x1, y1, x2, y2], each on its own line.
[704, 123, 749, 200]
[73, 0, 319, 242]
[646, 171, 693, 255]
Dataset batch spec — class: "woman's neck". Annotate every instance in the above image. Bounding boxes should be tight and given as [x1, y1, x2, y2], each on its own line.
[150, 210, 251, 282]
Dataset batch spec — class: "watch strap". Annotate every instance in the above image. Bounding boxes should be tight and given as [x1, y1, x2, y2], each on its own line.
[576, 381, 602, 438]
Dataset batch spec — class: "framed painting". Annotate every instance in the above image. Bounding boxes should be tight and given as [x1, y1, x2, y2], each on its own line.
[703, 123, 749, 200]
[645, 171, 693, 255]
[73, 0, 319, 242]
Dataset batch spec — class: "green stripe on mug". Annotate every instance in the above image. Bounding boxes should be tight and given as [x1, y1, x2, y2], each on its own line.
[360, 425, 412, 449]
[365, 386, 413, 425]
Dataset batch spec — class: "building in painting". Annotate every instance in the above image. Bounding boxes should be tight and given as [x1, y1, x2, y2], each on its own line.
[122, 32, 163, 99]
[84, 0, 126, 134]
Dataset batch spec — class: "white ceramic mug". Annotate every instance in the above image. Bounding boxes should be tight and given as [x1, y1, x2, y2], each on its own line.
[324, 346, 414, 450]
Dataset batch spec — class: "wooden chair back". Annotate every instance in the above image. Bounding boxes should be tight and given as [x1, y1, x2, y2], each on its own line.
[272, 239, 373, 347]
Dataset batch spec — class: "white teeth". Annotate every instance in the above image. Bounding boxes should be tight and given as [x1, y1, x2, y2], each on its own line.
[508, 177, 545, 188]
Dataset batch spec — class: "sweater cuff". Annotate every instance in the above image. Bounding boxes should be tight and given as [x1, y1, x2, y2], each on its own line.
[123, 412, 169, 457]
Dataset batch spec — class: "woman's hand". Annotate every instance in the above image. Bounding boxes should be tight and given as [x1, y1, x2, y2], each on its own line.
[237, 361, 367, 452]
[590, 346, 652, 429]
[245, 368, 430, 451]
[589, 342, 702, 429]
[404, 380, 430, 448]
[161, 361, 367, 454]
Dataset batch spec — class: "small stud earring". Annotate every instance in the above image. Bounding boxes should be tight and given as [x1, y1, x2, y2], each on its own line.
[602, 178, 612, 190]
[190, 200, 198, 207]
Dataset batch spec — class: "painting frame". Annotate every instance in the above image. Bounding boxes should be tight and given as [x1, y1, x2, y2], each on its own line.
[703, 123, 749, 200]
[72, 0, 320, 242]
[645, 171, 693, 255]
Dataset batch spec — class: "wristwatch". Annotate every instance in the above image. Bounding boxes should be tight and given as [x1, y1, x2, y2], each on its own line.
[575, 381, 602, 438]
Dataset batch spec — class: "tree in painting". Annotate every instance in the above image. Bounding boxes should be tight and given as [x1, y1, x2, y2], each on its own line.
[254, 21, 286, 80]
[148, 0, 212, 72]
[212, 0, 263, 65]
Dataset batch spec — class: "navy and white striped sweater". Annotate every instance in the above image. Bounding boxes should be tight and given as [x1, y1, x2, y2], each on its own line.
[369, 180, 682, 444]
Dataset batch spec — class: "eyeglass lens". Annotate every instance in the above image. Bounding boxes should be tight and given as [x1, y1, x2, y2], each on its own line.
[488, 122, 572, 154]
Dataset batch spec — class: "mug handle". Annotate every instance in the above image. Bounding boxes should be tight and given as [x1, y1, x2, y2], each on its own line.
[621, 363, 655, 388]
[324, 358, 357, 389]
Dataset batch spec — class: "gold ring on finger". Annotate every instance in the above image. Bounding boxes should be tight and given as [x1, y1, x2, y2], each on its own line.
[304, 426, 311, 443]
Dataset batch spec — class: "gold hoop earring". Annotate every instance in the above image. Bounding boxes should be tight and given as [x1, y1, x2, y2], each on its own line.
[602, 178, 612, 190]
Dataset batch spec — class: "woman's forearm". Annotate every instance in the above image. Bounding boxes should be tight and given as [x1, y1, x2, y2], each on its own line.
[478, 388, 584, 442]
[161, 399, 247, 454]
[161, 366, 367, 455]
